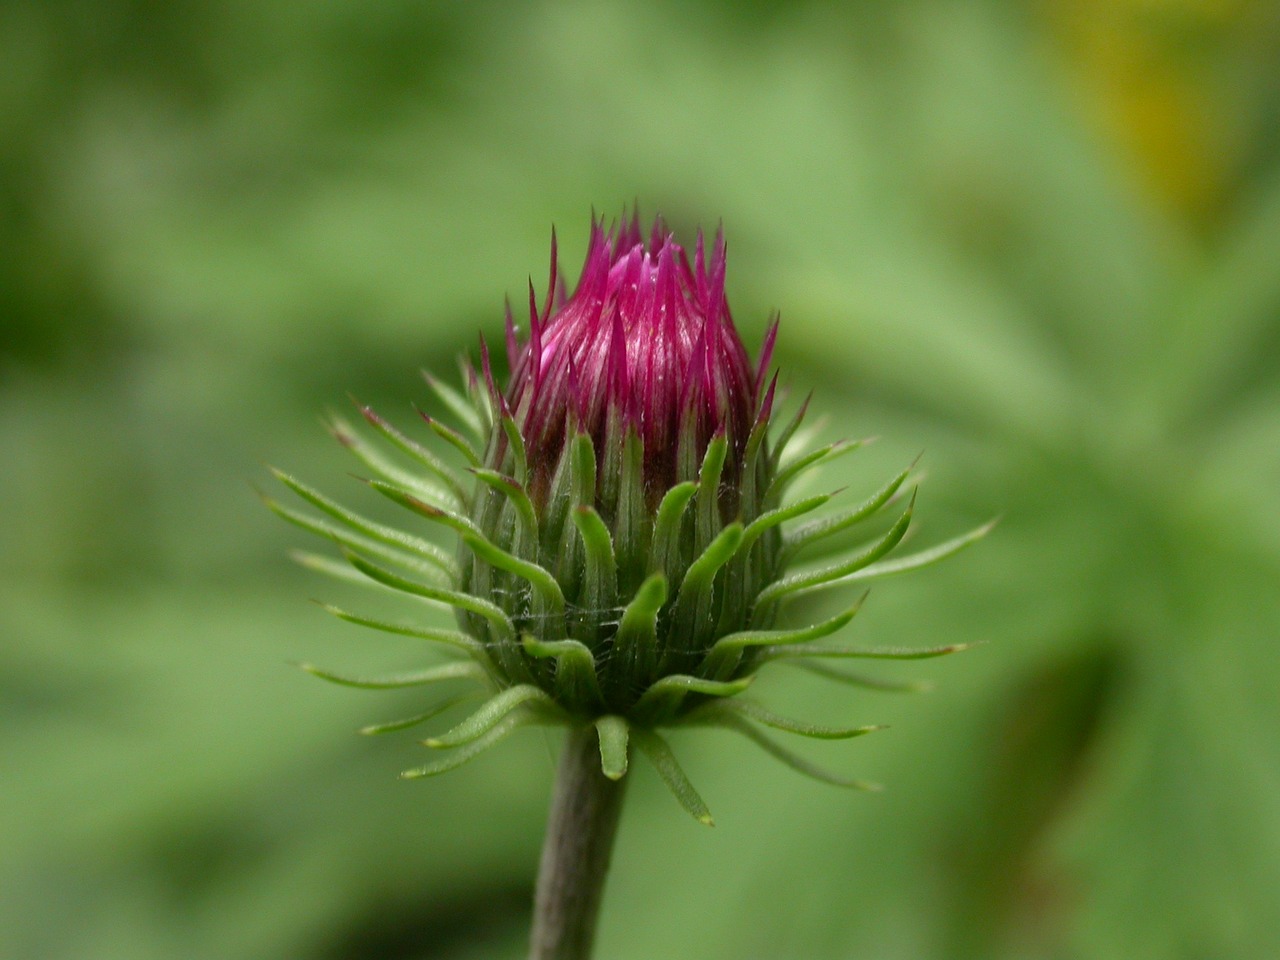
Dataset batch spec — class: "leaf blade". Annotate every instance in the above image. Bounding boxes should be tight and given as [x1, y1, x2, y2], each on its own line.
[632, 728, 715, 826]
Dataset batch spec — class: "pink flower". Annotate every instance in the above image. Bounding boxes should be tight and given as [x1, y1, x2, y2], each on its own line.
[502, 214, 775, 509]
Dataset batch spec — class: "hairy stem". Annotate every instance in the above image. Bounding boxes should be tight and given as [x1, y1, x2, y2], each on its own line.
[529, 725, 629, 960]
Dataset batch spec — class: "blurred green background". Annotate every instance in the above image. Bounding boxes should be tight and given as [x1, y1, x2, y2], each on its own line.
[4, 0, 1280, 957]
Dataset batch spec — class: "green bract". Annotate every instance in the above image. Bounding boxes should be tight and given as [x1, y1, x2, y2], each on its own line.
[268, 214, 991, 823]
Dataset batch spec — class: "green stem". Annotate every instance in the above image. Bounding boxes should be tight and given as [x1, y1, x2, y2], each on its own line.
[528, 725, 629, 960]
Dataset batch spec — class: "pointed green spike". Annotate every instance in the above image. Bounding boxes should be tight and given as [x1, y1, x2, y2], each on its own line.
[709, 712, 882, 790]
[295, 555, 453, 616]
[520, 635, 604, 709]
[272, 469, 458, 576]
[782, 466, 912, 562]
[693, 699, 886, 740]
[471, 469, 539, 542]
[567, 431, 595, 506]
[461, 533, 565, 622]
[768, 393, 812, 472]
[674, 402, 704, 488]
[686, 522, 746, 587]
[353, 406, 469, 504]
[614, 573, 667, 638]
[298, 659, 484, 689]
[650, 482, 697, 580]
[754, 494, 915, 611]
[778, 421, 834, 466]
[831, 519, 998, 584]
[631, 728, 715, 826]
[400, 712, 545, 779]
[597, 409, 626, 521]
[632, 674, 754, 721]
[695, 433, 729, 547]
[291, 549, 371, 586]
[500, 414, 529, 485]
[264, 493, 454, 581]
[761, 641, 973, 662]
[317, 604, 487, 656]
[608, 573, 667, 690]
[423, 369, 485, 440]
[701, 595, 867, 679]
[634, 673, 754, 705]
[343, 550, 514, 638]
[738, 492, 832, 556]
[423, 414, 482, 468]
[743, 413, 770, 476]
[572, 506, 618, 618]
[537, 419, 582, 581]
[784, 659, 936, 693]
[740, 404, 778, 512]
[767, 438, 863, 499]
[462, 364, 495, 434]
[572, 505, 617, 573]
[423, 685, 560, 748]
[595, 716, 630, 780]
[360, 694, 473, 735]
[330, 415, 462, 507]
[612, 429, 648, 583]
[672, 523, 744, 628]
[365, 479, 485, 539]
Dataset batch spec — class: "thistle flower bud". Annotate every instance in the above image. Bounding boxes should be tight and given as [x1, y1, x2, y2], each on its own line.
[269, 212, 991, 822]
[462, 216, 780, 721]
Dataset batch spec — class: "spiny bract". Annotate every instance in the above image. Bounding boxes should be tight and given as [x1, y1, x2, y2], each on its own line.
[267, 213, 991, 823]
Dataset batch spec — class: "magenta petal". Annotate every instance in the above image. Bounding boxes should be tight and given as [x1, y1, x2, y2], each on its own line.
[507, 213, 759, 508]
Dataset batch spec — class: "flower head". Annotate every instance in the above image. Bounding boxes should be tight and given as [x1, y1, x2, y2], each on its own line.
[508, 215, 758, 514]
[268, 212, 990, 823]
